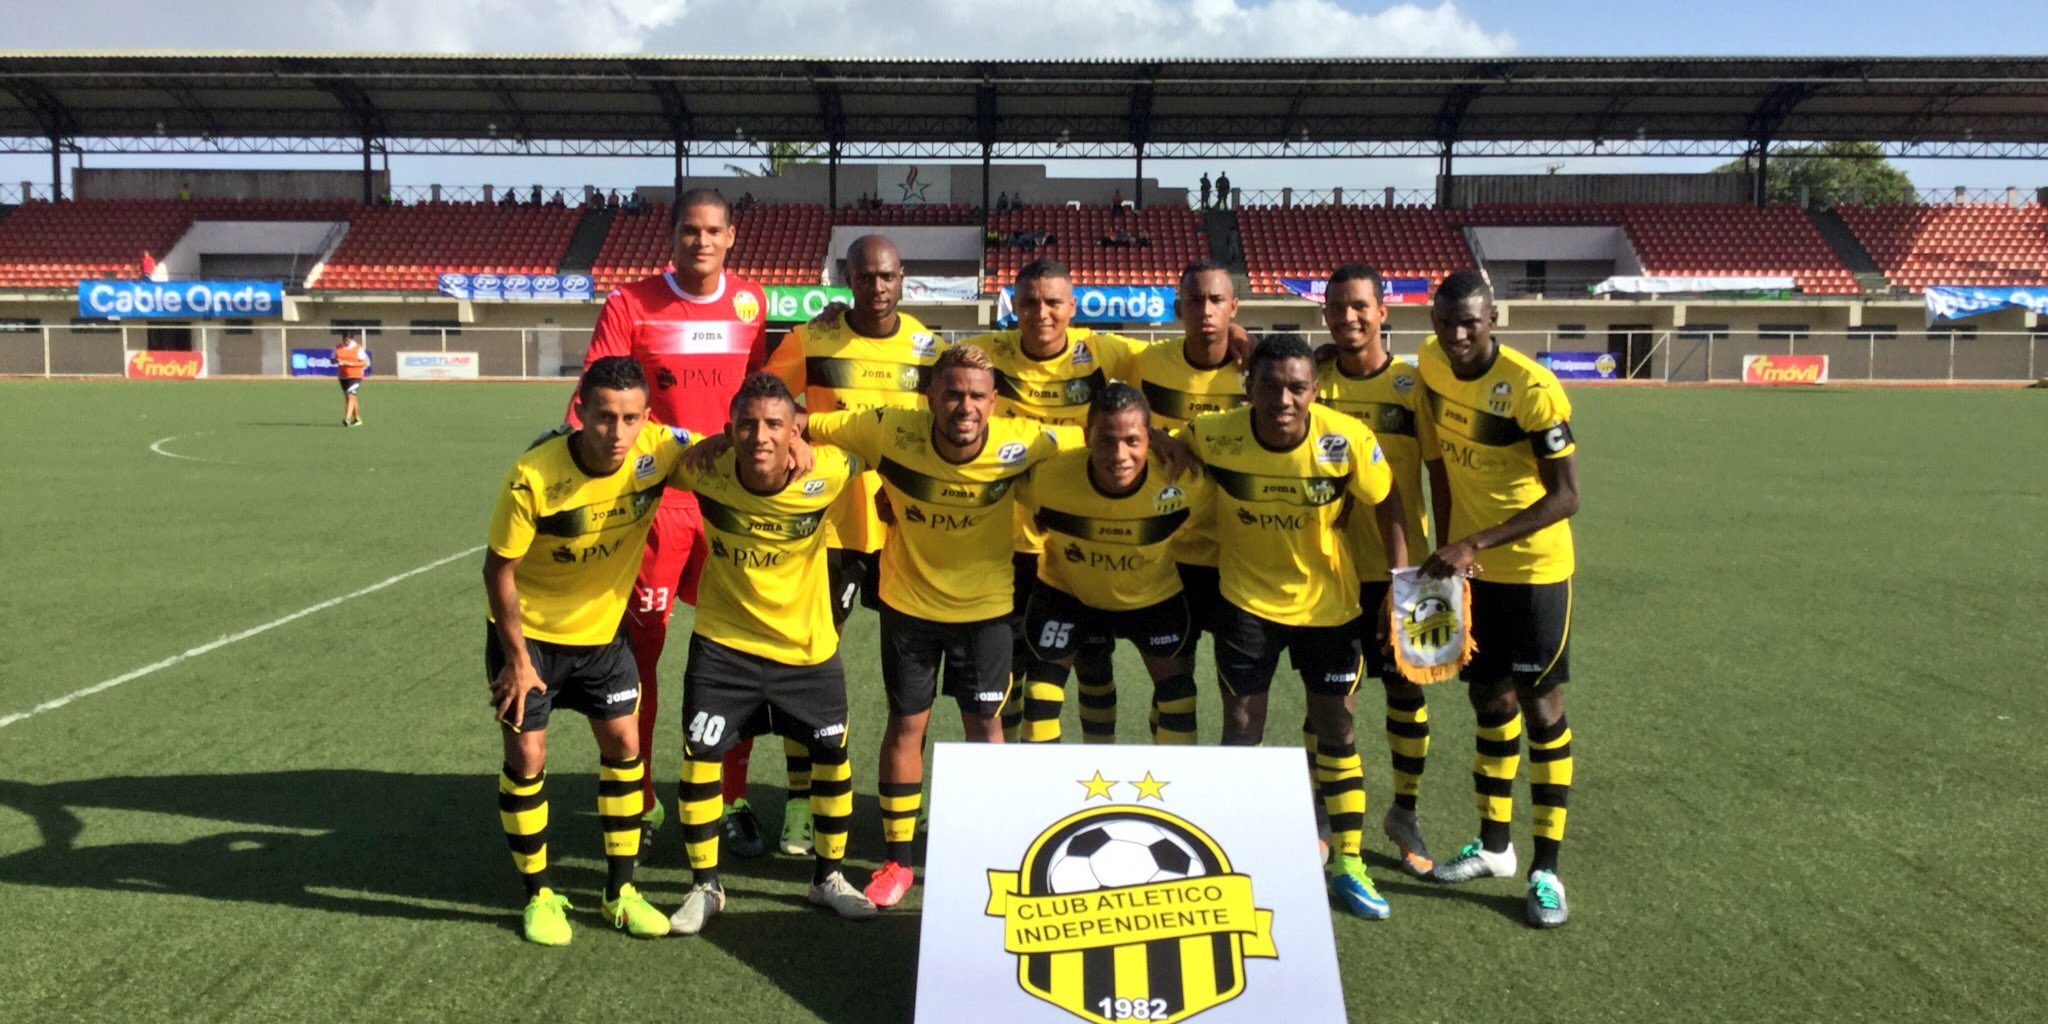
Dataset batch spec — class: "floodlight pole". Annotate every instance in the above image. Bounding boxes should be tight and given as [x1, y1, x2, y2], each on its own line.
[1752, 138, 1771, 208]
[360, 136, 375, 204]
[49, 135, 61, 200]
[828, 142, 840, 209]
[1134, 142, 1145, 210]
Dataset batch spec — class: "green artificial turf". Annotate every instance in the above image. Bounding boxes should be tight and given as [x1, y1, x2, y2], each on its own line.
[1, 380, 2043, 1022]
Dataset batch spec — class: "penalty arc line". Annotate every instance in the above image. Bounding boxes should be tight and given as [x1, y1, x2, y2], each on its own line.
[149, 433, 234, 465]
[0, 545, 486, 731]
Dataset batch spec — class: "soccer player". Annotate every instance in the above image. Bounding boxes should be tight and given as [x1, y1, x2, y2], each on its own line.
[573, 188, 785, 860]
[961, 259, 1151, 745]
[760, 233, 948, 855]
[1128, 259, 1249, 742]
[1015, 383, 1206, 745]
[806, 345, 1071, 908]
[662, 373, 878, 934]
[1414, 270, 1581, 929]
[1182, 335, 1410, 919]
[1312, 264, 1439, 876]
[334, 332, 368, 426]
[484, 355, 679, 945]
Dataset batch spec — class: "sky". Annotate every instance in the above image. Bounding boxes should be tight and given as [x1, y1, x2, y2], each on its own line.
[4, 0, 2044, 197]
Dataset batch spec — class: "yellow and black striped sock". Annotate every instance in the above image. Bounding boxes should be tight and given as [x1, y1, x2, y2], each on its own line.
[1150, 673, 1197, 745]
[809, 743, 854, 884]
[1528, 715, 1573, 873]
[1021, 660, 1068, 743]
[880, 781, 921, 866]
[1473, 708, 1523, 852]
[596, 756, 644, 900]
[498, 765, 550, 896]
[783, 737, 813, 804]
[1075, 660, 1117, 744]
[1315, 742, 1367, 859]
[1386, 694, 1430, 812]
[678, 755, 723, 887]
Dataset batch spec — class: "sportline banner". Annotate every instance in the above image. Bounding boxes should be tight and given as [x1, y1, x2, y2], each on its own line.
[916, 743, 1343, 1024]
[903, 276, 981, 302]
[1537, 351, 1620, 380]
[125, 350, 206, 380]
[765, 285, 855, 323]
[1743, 354, 1829, 385]
[1923, 285, 2048, 326]
[395, 351, 480, 379]
[436, 273, 594, 302]
[1278, 277, 1431, 305]
[996, 285, 1177, 325]
[80, 280, 283, 319]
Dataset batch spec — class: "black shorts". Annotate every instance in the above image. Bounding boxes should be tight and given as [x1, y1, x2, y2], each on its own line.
[828, 548, 881, 627]
[1024, 585, 1192, 663]
[1176, 563, 1222, 638]
[1357, 580, 1392, 680]
[1464, 579, 1573, 690]
[1212, 602, 1364, 698]
[879, 600, 1013, 718]
[678, 635, 849, 759]
[484, 624, 639, 733]
[339, 377, 363, 394]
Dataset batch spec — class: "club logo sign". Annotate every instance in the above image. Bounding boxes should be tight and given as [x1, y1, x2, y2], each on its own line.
[984, 803, 1276, 1023]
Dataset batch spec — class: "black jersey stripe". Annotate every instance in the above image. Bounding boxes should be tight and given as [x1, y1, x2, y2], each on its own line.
[1425, 392, 1527, 447]
[994, 367, 1106, 409]
[531, 485, 663, 538]
[1206, 466, 1345, 507]
[1035, 506, 1190, 546]
[1142, 381, 1244, 423]
[694, 494, 825, 540]
[877, 457, 1019, 507]
[805, 355, 929, 393]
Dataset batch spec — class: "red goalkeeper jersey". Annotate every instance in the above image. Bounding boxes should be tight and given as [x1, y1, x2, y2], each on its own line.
[572, 270, 769, 435]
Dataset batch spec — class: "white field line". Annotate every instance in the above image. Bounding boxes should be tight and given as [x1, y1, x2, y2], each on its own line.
[0, 545, 485, 731]
[148, 433, 235, 465]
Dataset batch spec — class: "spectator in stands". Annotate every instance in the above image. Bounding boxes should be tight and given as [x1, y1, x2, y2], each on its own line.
[737, 192, 756, 213]
[997, 191, 1010, 210]
[1216, 171, 1231, 210]
[379, 187, 395, 206]
[550, 190, 567, 208]
[1111, 188, 1125, 213]
[1134, 230, 1151, 247]
[1200, 172, 1212, 211]
[608, 188, 623, 209]
[500, 187, 518, 208]
[140, 251, 156, 276]
[177, 182, 192, 202]
[531, 185, 543, 206]
[1013, 190, 1026, 206]
[628, 191, 647, 215]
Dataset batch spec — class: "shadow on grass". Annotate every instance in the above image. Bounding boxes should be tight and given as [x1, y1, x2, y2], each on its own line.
[1361, 850, 1526, 924]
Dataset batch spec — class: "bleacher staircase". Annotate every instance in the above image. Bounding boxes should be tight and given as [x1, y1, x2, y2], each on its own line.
[1808, 207, 1889, 294]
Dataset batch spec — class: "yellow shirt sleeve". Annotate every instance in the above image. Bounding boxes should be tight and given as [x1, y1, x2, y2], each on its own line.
[1046, 423, 1086, 450]
[1096, 333, 1152, 381]
[808, 408, 883, 463]
[487, 465, 537, 560]
[763, 325, 808, 395]
[1347, 425, 1394, 506]
[1518, 381, 1576, 459]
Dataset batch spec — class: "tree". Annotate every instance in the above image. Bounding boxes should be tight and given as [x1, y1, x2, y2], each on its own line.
[723, 141, 817, 178]
[1714, 142, 1915, 206]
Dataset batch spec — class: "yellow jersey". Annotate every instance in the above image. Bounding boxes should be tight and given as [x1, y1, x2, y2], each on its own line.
[671, 446, 858, 666]
[1015, 449, 1206, 612]
[1127, 338, 1247, 567]
[486, 422, 694, 645]
[808, 407, 1067, 623]
[1183, 404, 1393, 628]
[762, 312, 946, 554]
[1315, 355, 1432, 580]
[1415, 337, 1576, 584]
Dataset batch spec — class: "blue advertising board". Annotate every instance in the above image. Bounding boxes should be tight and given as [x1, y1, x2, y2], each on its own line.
[438, 273, 594, 301]
[996, 285, 1176, 325]
[78, 280, 285, 319]
[1536, 350, 1620, 380]
[289, 348, 372, 377]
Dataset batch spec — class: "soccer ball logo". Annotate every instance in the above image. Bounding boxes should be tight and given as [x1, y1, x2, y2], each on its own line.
[1045, 817, 1203, 894]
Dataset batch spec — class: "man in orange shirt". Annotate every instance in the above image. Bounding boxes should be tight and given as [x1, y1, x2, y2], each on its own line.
[334, 333, 368, 427]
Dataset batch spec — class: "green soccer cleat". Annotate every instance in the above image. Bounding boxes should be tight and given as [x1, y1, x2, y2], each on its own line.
[723, 799, 766, 859]
[1328, 856, 1390, 919]
[779, 798, 814, 856]
[602, 883, 671, 938]
[522, 888, 573, 947]
[669, 881, 726, 936]
[1526, 870, 1569, 929]
[635, 799, 666, 864]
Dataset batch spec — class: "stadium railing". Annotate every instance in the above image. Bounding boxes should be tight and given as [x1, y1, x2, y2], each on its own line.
[3, 323, 2041, 384]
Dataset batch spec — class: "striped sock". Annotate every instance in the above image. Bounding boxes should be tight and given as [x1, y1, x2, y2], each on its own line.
[1385, 693, 1430, 812]
[1150, 673, 1197, 745]
[880, 781, 921, 866]
[679, 755, 723, 887]
[596, 756, 644, 900]
[1021, 660, 1068, 743]
[1315, 742, 1367, 859]
[809, 743, 854, 884]
[1528, 715, 1574, 874]
[498, 765, 550, 896]
[1473, 708, 1524, 853]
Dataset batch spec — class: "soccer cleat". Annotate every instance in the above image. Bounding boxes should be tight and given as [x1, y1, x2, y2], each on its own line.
[602, 883, 672, 938]
[1432, 840, 1517, 884]
[808, 870, 880, 921]
[1381, 806, 1435, 876]
[635, 799, 666, 864]
[723, 799, 766, 859]
[1316, 818, 1332, 867]
[668, 881, 726, 936]
[522, 888, 573, 946]
[1526, 870, 1569, 929]
[1328, 856, 1391, 919]
[779, 798, 814, 856]
[864, 860, 916, 908]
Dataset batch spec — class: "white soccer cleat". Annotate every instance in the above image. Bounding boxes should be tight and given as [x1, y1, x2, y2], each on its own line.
[808, 870, 879, 921]
[1431, 840, 1516, 884]
[668, 881, 725, 935]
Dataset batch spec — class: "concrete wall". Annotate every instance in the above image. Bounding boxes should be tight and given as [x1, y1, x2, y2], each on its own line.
[159, 221, 345, 281]
[646, 163, 1188, 209]
[76, 168, 387, 201]
[1446, 173, 1748, 208]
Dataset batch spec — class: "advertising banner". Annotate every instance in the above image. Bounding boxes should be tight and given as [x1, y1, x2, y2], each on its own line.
[765, 285, 855, 323]
[916, 744, 1345, 1024]
[1591, 275, 1795, 296]
[395, 351, 480, 379]
[125, 350, 206, 380]
[1742, 354, 1829, 385]
[997, 285, 1177, 325]
[289, 348, 372, 377]
[1278, 276, 1431, 305]
[1536, 350, 1620, 380]
[80, 280, 284, 320]
[437, 273, 594, 302]
[1923, 285, 2048, 326]
[903, 276, 982, 302]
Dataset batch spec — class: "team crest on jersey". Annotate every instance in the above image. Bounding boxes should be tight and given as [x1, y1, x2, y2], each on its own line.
[897, 365, 925, 391]
[545, 479, 575, 502]
[1063, 378, 1095, 405]
[1393, 373, 1416, 394]
[803, 478, 828, 496]
[1072, 342, 1094, 366]
[996, 441, 1029, 464]
[1314, 434, 1350, 464]
[732, 291, 762, 325]
[985, 798, 1276, 1024]
[1063, 542, 1085, 563]
[1488, 380, 1513, 414]
[1155, 484, 1185, 510]
[634, 454, 657, 479]
[911, 333, 939, 357]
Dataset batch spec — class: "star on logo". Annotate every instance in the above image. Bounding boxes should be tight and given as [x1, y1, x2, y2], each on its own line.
[896, 166, 932, 204]
[1129, 772, 1169, 802]
[1078, 771, 1117, 800]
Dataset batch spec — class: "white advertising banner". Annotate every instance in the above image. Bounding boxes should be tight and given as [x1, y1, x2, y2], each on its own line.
[903, 276, 982, 302]
[915, 743, 1345, 1024]
[395, 351, 481, 379]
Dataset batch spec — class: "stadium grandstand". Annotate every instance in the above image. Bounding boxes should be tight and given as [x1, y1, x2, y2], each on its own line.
[2, 53, 2046, 382]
